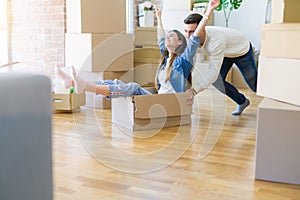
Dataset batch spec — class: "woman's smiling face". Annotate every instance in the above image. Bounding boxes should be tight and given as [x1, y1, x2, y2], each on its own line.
[165, 31, 182, 54]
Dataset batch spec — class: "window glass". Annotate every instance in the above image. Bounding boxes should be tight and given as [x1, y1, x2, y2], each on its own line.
[0, 0, 8, 68]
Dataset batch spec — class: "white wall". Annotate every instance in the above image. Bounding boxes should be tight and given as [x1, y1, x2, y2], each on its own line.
[162, 10, 195, 34]
[214, 0, 269, 51]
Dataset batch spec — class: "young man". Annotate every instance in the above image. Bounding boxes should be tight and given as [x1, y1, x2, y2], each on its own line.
[184, 13, 257, 115]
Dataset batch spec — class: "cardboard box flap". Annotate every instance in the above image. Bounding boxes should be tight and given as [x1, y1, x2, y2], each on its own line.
[258, 98, 300, 111]
[133, 92, 192, 119]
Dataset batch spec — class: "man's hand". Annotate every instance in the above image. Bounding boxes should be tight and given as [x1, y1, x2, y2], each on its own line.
[207, 0, 221, 12]
[186, 88, 195, 105]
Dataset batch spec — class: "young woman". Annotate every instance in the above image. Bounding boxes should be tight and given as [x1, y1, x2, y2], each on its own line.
[56, 0, 220, 99]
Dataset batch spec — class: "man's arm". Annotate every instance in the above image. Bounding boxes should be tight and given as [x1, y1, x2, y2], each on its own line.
[194, 55, 224, 93]
[193, 0, 220, 38]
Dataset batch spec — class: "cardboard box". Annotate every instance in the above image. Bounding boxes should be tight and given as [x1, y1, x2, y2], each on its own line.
[66, 0, 126, 33]
[134, 27, 157, 46]
[134, 46, 161, 63]
[255, 98, 300, 185]
[134, 62, 158, 86]
[85, 71, 134, 109]
[85, 92, 111, 109]
[52, 93, 85, 111]
[134, 60, 159, 87]
[133, 46, 160, 87]
[112, 92, 192, 130]
[65, 33, 134, 72]
[271, 0, 300, 23]
[261, 23, 300, 59]
[257, 56, 300, 107]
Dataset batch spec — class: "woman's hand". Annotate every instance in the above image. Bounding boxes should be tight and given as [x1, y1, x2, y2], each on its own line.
[155, 7, 165, 39]
[154, 8, 162, 19]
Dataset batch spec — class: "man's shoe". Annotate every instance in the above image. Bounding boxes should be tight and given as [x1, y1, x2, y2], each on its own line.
[232, 98, 250, 115]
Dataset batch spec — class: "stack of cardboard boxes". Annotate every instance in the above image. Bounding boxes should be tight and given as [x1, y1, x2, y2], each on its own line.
[65, 0, 134, 109]
[133, 27, 160, 87]
[255, 0, 300, 185]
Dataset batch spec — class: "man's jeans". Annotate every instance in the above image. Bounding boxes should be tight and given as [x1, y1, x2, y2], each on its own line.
[95, 79, 152, 98]
[212, 44, 257, 105]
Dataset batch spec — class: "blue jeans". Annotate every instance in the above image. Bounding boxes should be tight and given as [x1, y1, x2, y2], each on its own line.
[95, 79, 152, 98]
[212, 43, 257, 105]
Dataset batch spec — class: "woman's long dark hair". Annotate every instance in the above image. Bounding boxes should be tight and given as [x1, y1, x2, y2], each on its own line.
[155, 30, 192, 91]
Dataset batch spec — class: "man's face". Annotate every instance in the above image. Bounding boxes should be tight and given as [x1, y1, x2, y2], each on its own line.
[184, 23, 198, 39]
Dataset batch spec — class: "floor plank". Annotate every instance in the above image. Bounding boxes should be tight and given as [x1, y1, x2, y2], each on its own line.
[52, 89, 300, 200]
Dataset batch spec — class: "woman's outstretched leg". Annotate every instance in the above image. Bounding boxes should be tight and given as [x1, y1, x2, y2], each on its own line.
[55, 66, 73, 88]
[71, 66, 111, 96]
[55, 66, 110, 96]
[69, 66, 87, 94]
[55, 66, 151, 97]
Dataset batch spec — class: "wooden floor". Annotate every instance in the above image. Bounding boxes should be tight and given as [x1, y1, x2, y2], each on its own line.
[52, 88, 300, 200]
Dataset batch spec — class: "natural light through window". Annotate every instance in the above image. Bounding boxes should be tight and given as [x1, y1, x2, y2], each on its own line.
[0, 0, 8, 68]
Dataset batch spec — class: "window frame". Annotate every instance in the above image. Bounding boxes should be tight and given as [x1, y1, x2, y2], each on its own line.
[0, 0, 9, 67]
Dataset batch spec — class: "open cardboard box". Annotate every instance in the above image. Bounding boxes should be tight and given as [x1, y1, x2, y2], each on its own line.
[112, 92, 192, 130]
[52, 92, 86, 112]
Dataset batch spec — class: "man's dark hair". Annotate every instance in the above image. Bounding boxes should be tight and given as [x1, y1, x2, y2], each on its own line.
[184, 13, 203, 25]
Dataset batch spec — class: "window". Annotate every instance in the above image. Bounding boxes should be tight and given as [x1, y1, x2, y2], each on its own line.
[0, 0, 8, 67]
[126, 0, 134, 33]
